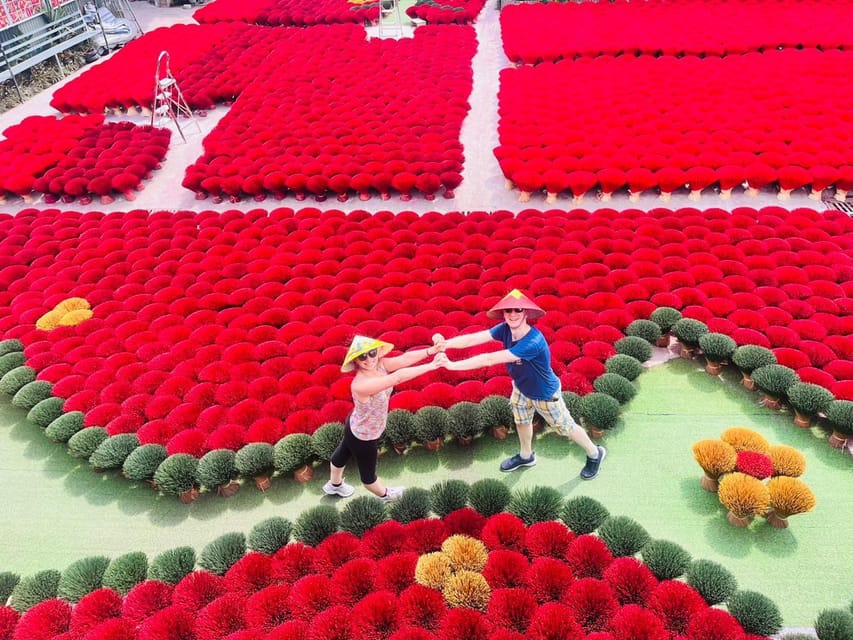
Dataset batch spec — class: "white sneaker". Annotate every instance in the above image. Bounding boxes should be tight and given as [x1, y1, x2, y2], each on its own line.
[381, 487, 404, 503]
[323, 480, 354, 497]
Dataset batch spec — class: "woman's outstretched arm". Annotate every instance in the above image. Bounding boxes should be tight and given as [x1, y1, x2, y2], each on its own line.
[352, 354, 449, 399]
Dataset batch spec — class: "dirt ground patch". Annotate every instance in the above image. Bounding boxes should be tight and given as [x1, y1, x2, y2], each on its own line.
[1, 43, 92, 116]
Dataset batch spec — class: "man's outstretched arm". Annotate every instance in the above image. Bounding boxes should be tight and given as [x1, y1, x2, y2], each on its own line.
[433, 329, 494, 351]
[444, 349, 518, 372]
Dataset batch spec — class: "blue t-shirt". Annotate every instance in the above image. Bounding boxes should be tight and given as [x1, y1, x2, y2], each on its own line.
[490, 323, 560, 401]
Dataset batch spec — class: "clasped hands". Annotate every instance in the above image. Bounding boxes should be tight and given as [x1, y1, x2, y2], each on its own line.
[428, 333, 458, 370]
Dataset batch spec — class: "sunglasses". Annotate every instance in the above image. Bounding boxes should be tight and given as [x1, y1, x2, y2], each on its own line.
[503, 308, 525, 315]
[357, 349, 378, 361]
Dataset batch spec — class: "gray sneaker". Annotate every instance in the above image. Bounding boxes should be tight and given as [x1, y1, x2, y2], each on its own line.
[580, 446, 606, 480]
[500, 452, 537, 472]
[323, 479, 355, 497]
[381, 487, 404, 503]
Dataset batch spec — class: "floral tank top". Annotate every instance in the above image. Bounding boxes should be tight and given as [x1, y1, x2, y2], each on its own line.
[350, 364, 393, 441]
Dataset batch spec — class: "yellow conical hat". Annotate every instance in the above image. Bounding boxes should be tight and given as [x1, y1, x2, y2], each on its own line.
[341, 335, 394, 372]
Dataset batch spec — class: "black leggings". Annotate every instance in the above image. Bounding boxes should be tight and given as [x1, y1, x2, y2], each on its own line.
[330, 418, 381, 485]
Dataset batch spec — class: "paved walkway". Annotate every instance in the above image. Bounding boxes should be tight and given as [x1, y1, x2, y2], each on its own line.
[0, 1, 826, 215]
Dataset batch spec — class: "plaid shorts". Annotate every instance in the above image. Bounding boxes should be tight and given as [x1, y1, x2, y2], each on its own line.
[510, 386, 578, 436]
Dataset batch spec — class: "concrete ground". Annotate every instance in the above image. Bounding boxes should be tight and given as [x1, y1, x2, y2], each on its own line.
[0, 0, 830, 216]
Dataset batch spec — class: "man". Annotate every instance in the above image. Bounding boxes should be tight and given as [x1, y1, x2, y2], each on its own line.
[435, 289, 606, 480]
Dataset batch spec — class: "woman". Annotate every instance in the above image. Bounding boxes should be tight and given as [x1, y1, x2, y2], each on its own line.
[324, 335, 447, 502]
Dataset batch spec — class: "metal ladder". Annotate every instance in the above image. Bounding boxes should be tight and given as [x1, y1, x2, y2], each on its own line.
[150, 50, 199, 143]
[377, 0, 404, 38]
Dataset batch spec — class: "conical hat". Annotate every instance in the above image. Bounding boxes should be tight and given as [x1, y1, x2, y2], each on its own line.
[341, 335, 394, 372]
[487, 288, 546, 319]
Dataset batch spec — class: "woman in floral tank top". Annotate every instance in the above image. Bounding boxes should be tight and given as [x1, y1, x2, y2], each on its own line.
[324, 335, 447, 502]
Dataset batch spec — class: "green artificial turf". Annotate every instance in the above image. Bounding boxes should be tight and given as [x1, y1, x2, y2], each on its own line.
[0, 357, 851, 626]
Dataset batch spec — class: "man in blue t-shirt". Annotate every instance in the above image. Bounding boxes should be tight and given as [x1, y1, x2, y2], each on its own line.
[435, 289, 606, 479]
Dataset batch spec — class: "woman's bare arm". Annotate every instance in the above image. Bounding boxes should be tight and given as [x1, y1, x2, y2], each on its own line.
[382, 345, 440, 373]
[352, 354, 448, 399]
